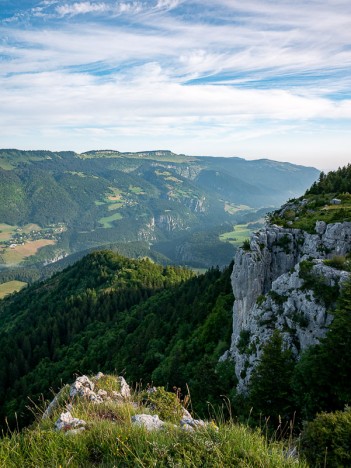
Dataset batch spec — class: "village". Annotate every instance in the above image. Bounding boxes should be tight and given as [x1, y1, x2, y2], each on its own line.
[4, 223, 66, 249]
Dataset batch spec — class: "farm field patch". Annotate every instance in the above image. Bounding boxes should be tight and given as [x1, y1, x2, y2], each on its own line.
[219, 224, 252, 246]
[1, 240, 56, 265]
[99, 212, 123, 228]
[0, 281, 27, 299]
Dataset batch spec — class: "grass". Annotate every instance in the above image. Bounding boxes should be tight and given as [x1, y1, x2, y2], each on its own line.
[107, 202, 124, 211]
[269, 193, 351, 233]
[99, 212, 123, 228]
[0, 374, 307, 467]
[21, 224, 42, 234]
[128, 185, 145, 195]
[0, 280, 27, 299]
[219, 224, 252, 246]
[224, 203, 251, 215]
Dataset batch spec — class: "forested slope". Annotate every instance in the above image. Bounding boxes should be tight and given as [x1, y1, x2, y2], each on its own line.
[0, 251, 234, 430]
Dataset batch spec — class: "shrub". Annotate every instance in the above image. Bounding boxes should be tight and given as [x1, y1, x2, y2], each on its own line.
[324, 255, 351, 272]
[237, 329, 251, 354]
[256, 294, 266, 306]
[242, 239, 251, 251]
[300, 408, 351, 467]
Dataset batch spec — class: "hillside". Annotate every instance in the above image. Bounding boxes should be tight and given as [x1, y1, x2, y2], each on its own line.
[0, 149, 319, 278]
[0, 251, 234, 431]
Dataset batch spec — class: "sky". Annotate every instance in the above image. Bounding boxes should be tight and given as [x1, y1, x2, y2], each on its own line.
[1, 0, 351, 170]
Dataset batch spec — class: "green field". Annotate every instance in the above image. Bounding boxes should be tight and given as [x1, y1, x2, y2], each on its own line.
[99, 212, 123, 228]
[108, 202, 124, 211]
[224, 203, 251, 215]
[0, 281, 27, 299]
[220, 224, 252, 246]
[128, 185, 145, 195]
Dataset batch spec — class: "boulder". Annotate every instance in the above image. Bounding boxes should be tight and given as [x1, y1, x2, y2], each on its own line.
[131, 414, 165, 431]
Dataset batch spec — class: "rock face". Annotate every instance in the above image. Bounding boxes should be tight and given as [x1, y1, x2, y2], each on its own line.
[223, 222, 351, 393]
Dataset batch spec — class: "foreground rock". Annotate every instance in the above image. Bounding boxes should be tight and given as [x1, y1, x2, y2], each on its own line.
[55, 411, 86, 433]
[131, 414, 165, 431]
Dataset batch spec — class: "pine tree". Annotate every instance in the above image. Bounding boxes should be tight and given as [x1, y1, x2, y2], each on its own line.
[293, 276, 351, 418]
[248, 330, 295, 425]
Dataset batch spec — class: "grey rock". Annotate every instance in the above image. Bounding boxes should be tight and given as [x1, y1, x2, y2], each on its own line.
[182, 408, 192, 419]
[131, 414, 165, 431]
[70, 375, 103, 403]
[180, 418, 206, 429]
[42, 386, 68, 420]
[118, 376, 131, 399]
[224, 221, 351, 393]
[315, 221, 327, 235]
[55, 411, 86, 431]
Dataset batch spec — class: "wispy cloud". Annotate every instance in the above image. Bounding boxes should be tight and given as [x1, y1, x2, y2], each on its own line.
[56, 2, 110, 16]
[1, 0, 351, 169]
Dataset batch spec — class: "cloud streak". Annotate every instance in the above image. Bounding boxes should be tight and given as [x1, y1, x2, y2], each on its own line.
[0, 0, 351, 170]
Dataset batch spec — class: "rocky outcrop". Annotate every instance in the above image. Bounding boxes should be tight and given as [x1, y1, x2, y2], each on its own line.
[138, 212, 187, 240]
[182, 196, 206, 213]
[223, 221, 351, 393]
[51, 373, 213, 437]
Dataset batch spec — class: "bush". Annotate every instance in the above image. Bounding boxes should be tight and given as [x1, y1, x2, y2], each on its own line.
[300, 408, 351, 467]
[242, 239, 251, 251]
[324, 255, 351, 272]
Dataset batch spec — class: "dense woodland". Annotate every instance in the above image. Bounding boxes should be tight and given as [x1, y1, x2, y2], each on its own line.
[0, 251, 235, 429]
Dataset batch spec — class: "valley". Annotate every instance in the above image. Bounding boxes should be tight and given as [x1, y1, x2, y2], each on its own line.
[0, 149, 319, 283]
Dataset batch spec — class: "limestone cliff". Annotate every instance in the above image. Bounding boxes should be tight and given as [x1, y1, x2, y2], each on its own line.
[223, 221, 351, 392]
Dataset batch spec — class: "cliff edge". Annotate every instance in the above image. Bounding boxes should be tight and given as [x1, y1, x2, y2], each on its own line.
[223, 220, 351, 392]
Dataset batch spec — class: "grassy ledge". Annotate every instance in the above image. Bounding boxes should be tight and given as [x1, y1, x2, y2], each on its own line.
[0, 373, 306, 467]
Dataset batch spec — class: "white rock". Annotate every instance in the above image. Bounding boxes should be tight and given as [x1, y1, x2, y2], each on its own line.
[131, 414, 165, 431]
[70, 375, 95, 398]
[70, 375, 103, 403]
[117, 376, 131, 398]
[55, 411, 86, 431]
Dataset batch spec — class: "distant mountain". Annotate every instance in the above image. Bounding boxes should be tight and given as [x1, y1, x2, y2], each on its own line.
[0, 149, 319, 272]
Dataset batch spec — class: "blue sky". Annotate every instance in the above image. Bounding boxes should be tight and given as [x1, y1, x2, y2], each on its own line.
[1, 0, 351, 170]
